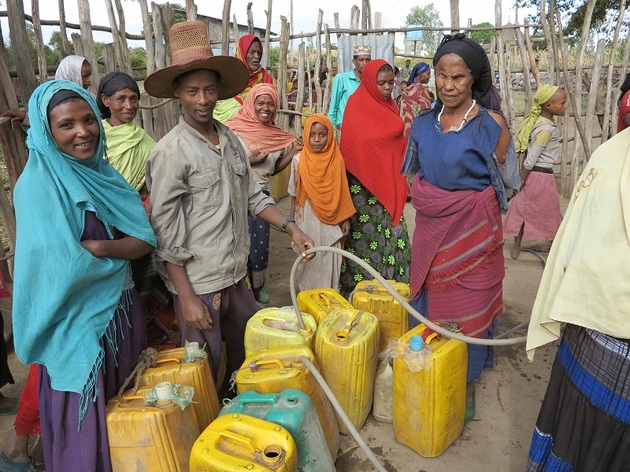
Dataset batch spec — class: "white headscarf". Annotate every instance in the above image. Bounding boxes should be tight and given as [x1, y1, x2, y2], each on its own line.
[55, 55, 89, 87]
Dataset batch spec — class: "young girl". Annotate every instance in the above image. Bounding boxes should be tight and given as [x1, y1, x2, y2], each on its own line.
[504, 85, 566, 259]
[288, 114, 356, 290]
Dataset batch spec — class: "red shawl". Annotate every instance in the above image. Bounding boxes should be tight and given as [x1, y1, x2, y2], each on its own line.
[340, 59, 407, 225]
[236, 35, 275, 103]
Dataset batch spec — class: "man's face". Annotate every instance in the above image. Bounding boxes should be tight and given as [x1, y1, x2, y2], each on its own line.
[405, 60, 410, 68]
[353, 55, 371, 76]
[174, 69, 219, 129]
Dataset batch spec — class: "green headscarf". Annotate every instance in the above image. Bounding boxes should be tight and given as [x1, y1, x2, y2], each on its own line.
[515, 85, 559, 153]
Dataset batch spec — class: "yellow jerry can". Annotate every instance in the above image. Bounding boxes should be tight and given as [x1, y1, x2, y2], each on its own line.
[190, 414, 298, 471]
[138, 344, 220, 432]
[244, 307, 318, 358]
[296, 288, 353, 325]
[315, 309, 380, 434]
[106, 384, 200, 472]
[235, 346, 340, 460]
[351, 279, 410, 352]
[393, 324, 468, 457]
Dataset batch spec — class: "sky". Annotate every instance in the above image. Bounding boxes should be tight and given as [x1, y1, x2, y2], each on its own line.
[2, 0, 534, 49]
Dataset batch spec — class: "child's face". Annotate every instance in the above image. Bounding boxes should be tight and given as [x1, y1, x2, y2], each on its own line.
[309, 122, 328, 153]
[546, 89, 567, 117]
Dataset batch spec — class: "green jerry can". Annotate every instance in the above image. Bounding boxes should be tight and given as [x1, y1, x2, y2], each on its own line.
[220, 389, 336, 472]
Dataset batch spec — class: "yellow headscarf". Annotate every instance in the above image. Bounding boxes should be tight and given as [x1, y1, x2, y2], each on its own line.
[515, 85, 559, 153]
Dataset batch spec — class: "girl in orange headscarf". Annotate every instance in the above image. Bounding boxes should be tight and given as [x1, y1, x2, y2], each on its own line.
[215, 35, 276, 122]
[227, 84, 301, 303]
[288, 114, 356, 291]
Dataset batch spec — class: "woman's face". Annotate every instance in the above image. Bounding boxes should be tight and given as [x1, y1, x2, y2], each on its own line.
[418, 69, 431, 84]
[435, 53, 473, 110]
[309, 121, 328, 153]
[101, 88, 140, 126]
[376, 69, 395, 101]
[253, 94, 276, 124]
[48, 98, 100, 161]
[81, 63, 92, 89]
[246, 41, 263, 70]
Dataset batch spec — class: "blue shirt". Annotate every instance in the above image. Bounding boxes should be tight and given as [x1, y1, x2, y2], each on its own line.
[328, 70, 360, 128]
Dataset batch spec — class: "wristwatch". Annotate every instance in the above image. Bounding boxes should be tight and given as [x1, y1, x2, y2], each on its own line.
[282, 218, 295, 232]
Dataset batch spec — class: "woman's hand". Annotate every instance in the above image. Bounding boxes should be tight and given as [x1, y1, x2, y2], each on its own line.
[340, 219, 352, 236]
[81, 236, 154, 260]
[248, 149, 269, 165]
[0, 108, 26, 123]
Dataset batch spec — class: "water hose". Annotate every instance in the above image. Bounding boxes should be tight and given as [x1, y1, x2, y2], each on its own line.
[298, 356, 387, 472]
[290, 246, 527, 346]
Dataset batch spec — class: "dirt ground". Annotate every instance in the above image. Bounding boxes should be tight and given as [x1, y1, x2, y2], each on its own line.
[0, 196, 559, 472]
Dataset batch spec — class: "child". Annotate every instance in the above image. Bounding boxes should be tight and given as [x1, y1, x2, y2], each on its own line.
[288, 114, 356, 290]
[504, 85, 567, 259]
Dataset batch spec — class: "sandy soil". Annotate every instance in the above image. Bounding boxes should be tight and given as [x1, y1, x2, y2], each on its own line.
[0, 197, 559, 471]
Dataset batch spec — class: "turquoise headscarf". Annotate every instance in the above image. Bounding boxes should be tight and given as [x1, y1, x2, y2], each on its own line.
[12, 80, 156, 415]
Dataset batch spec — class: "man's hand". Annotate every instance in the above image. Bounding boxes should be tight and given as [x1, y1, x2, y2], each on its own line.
[287, 223, 315, 261]
[180, 296, 212, 330]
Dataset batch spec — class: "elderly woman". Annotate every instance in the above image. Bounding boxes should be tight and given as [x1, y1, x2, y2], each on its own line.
[214, 34, 276, 123]
[401, 34, 512, 422]
[226, 83, 302, 303]
[339, 59, 411, 296]
[12, 80, 156, 471]
[399, 62, 434, 139]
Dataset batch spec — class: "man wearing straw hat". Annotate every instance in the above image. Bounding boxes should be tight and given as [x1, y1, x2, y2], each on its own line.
[328, 44, 372, 130]
[144, 21, 314, 397]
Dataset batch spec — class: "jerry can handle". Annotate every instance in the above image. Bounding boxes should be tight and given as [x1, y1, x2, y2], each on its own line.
[154, 357, 182, 366]
[317, 292, 333, 307]
[235, 393, 278, 405]
[249, 359, 286, 370]
[335, 310, 364, 343]
[218, 430, 257, 453]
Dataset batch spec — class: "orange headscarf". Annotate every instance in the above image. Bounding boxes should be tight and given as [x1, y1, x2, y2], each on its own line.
[340, 59, 407, 226]
[226, 83, 296, 153]
[235, 35, 275, 102]
[297, 114, 356, 225]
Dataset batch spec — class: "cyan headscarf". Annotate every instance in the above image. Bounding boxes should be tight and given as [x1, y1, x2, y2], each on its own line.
[12, 80, 156, 418]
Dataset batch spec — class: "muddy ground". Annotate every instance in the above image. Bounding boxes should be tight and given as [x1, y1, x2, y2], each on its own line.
[0, 197, 558, 472]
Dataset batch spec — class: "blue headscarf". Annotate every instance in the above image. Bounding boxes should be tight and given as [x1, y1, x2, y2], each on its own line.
[12, 80, 156, 417]
[407, 62, 430, 86]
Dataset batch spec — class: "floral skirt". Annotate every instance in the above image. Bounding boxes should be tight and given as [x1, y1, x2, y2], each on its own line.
[339, 174, 411, 296]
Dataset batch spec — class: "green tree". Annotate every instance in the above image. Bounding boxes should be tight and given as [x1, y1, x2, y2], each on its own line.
[129, 47, 147, 70]
[404, 4, 444, 54]
[471, 22, 496, 44]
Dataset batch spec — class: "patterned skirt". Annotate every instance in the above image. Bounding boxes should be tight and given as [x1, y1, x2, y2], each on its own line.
[526, 324, 630, 471]
[339, 174, 410, 296]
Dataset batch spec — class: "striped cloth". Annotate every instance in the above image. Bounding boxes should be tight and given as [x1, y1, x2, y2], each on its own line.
[527, 325, 630, 471]
[410, 175, 504, 337]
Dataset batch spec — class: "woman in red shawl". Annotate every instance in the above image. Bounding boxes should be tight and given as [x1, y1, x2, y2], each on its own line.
[338, 59, 411, 296]
[226, 84, 301, 303]
[214, 35, 276, 123]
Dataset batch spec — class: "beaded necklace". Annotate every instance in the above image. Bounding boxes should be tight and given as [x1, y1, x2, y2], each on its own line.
[437, 99, 477, 132]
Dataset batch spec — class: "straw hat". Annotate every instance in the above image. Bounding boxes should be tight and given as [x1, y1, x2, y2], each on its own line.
[144, 21, 248, 100]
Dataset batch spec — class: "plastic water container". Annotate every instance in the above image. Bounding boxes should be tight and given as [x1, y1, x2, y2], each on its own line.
[244, 306, 318, 358]
[351, 279, 410, 352]
[393, 324, 467, 457]
[372, 358, 393, 423]
[138, 343, 220, 432]
[220, 389, 335, 472]
[314, 308, 380, 434]
[106, 384, 200, 472]
[297, 288, 354, 324]
[235, 346, 340, 460]
[190, 413, 298, 472]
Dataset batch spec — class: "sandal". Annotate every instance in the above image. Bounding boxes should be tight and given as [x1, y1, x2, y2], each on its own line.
[465, 391, 476, 424]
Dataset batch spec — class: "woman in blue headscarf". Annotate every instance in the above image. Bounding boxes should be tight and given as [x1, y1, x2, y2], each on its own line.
[399, 62, 435, 139]
[12, 79, 156, 471]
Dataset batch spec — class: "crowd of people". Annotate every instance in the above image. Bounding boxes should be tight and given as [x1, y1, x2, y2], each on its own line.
[0, 18, 629, 472]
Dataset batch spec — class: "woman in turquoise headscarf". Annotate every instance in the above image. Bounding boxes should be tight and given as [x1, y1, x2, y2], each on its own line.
[12, 80, 156, 471]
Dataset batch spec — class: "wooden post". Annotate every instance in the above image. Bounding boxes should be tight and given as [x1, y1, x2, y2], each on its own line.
[58, 0, 72, 57]
[314, 9, 323, 114]
[77, 0, 99, 94]
[278, 16, 290, 130]
[450, 0, 460, 33]
[247, 2, 254, 34]
[113, 0, 133, 73]
[524, 20, 541, 88]
[140, 0, 155, 75]
[374, 12, 382, 30]
[494, 0, 509, 119]
[601, 0, 626, 141]
[361, 0, 372, 31]
[323, 24, 333, 115]
[103, 43, 116, 73]
[515, 27, 532, 114]
[584, 39, 604, 154]
[186, 0, 198, 21]
[31, 0, 48, 84]
[350, 6, 360, 31]
[222, 0, 232, 55]
[232, 14, 239, 53]
[296, 42, 305, 135]
[71, 33, 84, 57]
[104, 0, 129, 73]
[504, 38, 515, 129]
[6, 0, 37, 99]
[264, 0, 273, 70]
[612, 19, 630, 137]
[546, 0, 560, 84]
